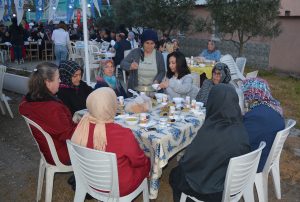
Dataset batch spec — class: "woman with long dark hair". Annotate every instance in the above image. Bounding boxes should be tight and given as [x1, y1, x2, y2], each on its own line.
[159, 51, 199, 99]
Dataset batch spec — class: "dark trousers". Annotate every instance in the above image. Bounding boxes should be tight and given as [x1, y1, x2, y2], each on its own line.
[13, 45, 22, 61]
[169, 165, 223, 202]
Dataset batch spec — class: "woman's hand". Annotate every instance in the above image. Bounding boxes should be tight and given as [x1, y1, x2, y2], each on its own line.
[130, 61, 139, 70]
[159, 80, 169, 89]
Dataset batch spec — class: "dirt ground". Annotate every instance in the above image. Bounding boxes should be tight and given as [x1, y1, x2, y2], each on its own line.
[0, 91, 300, 202]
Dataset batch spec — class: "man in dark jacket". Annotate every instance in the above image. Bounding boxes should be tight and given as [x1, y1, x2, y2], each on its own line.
[113, 32, 131, 66]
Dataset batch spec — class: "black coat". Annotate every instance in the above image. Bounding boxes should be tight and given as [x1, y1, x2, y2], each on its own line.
[179, 84, 250, 194]
[57, 81, 93, 115]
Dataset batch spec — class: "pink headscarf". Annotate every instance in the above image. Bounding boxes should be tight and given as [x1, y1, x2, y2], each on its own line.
[71, 87, 117, 150]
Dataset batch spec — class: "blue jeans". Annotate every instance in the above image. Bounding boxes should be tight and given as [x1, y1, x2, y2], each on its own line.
[54, 45, 68, 65]
[13, 45, 23, 61]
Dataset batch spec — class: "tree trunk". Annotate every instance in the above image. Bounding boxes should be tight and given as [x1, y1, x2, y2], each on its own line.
[238, 42, 244, 57]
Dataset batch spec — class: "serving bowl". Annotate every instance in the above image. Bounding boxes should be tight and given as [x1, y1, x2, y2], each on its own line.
[125, 116, 139, 126]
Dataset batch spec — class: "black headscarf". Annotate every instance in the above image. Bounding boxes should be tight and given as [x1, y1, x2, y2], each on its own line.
[59, 60, 83, 87]
[180, 84, 250, 194]
[212, 62, 231, 83]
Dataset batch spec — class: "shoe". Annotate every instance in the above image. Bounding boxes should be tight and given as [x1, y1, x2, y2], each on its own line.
[14, 60, 18, 64]
[20, 58, 24, 64]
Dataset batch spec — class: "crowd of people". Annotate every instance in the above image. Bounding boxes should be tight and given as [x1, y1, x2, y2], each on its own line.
[17, 26, 286, 201]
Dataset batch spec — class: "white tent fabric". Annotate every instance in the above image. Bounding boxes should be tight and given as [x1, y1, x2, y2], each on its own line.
[48, 0, 59, 23]
[93, 0, 101, 17]
[14, 0, 24, 25]
[0, 0, 5, 22]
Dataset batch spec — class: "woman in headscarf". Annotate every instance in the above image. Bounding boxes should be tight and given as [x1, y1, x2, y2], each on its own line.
[71, 88, 150, 197]
[57, 60, 93, 115]
[120, 29, 165, 92]
[196, 62, 231, 106]
[169, 84, 250, 202]
[242, 78, 285, 172]
[94, 60, 127, 98]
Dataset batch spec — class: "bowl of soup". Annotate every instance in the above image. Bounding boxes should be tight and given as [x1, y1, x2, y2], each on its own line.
[125, 116, 139, 126]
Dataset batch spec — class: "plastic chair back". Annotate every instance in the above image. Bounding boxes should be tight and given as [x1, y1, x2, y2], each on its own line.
[222, 142, 266, 202]
[22, 115, 72, 202]
[246, 70, 258, 79]
[236, 57, 247, 75]
[124, 49, 131, 58]
[264, 119, 296, 174]
[67, 140, 120, 200]
[67, 140, 149, 202]
[101, 41, 110, 52]
[22, 115, 68, 167]
[180, 142, 266, 202]
[220, 54, 245, 81]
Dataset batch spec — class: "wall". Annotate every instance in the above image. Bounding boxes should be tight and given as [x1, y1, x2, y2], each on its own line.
[179, 38, 270, 68]
[268, 17, 300, 73]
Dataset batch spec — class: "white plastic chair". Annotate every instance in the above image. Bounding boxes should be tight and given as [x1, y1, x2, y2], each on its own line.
[0, 65, 13, 118]
[22, 115, 73, 202]
[220, 54, 245, 81]
[100, 41, 110, 52]
[246, 70, 258, 79]
[180, 142, 266, 202]
[255, 119, 296, 202]
[67, 140, 149, 202]
[236, 57, 247, 75]
[68, 41, 83, 62]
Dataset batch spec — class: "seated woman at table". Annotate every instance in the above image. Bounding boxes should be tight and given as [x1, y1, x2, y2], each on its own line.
[57, 60, 93, 115]
[19, 62, 77, 165]
[120, 29, 165, 92]
[169, 84, 250, 202]
[159, 51, 199, 100]
[71, 87, 150, 196]
[242, 78, 284, 173]
[94, 60, 127, 98]
[196, 62, 231, 106]
[200, 40, 221, 62]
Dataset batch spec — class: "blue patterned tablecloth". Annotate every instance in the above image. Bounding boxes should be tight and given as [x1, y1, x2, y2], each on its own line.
[73, 105, 205, 199]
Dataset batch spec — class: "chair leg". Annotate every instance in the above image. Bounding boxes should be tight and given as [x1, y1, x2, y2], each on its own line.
[0, 100, 5, 115]
[45, 168, 55, 202]
[180, 193, 188, 202]
[2, 94, 13, 118]
[243, 184, 255, 202]
[74, 184, 87, 202]
[37, 159, 46, 201]
[255, 173, 268, 202]
[142, 179, 150, 202]
[271, 159, 281, 199]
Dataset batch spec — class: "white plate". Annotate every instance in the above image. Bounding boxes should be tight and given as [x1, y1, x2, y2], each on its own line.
[152, 84, 161, 91]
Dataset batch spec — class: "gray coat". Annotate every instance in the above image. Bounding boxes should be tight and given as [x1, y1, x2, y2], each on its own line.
[120, 48, 166, 90]
[165, 74, 199, 100]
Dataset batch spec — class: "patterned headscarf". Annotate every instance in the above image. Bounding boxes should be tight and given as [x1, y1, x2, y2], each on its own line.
[59, 60, 83, 87]
[212, 62, 231, 83]
[242, 78, 283, 116]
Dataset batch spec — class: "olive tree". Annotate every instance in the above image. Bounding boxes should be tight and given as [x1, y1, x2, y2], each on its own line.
[206, 0, 281, 56]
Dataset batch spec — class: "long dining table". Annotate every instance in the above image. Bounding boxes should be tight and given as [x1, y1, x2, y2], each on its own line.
[73, 98, 205, 199]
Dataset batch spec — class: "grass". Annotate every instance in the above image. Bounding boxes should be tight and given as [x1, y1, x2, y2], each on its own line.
[246, 68, 300, 128]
